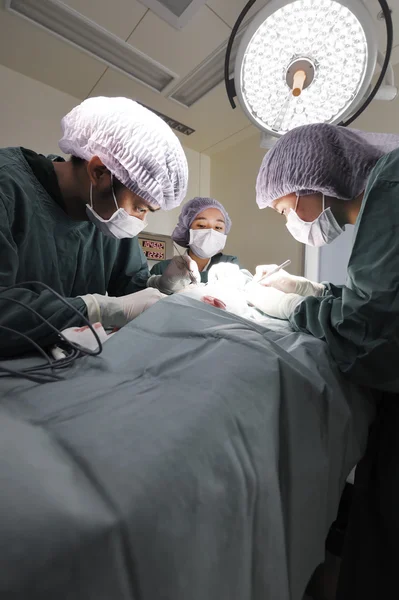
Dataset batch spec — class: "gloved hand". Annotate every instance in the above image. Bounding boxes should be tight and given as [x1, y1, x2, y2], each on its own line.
[147, 255, 200, 294]
[80, 288, 165, 329]
[254, 264, 325, 297]
[245, 281, 303, 320]
[208, 263, 250, 290]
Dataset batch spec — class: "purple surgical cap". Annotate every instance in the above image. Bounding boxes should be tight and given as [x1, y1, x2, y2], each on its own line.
[256, 123, 399, 208]
[59, 97, 188, 210]
[172, 197, 232, 248]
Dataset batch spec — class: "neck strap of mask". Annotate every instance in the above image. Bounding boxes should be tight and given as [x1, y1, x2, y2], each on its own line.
[89, 173, 119, 211]
[295, 193, 325, 213]
[110, 174, 119, 211]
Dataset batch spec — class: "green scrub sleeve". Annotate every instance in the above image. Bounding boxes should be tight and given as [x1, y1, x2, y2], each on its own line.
[0, 213, 88, 358]
[108, 238, 150, 296]
[225, 255, 239, 265]
[290, 152, 399, 394]
[150, 260, 170, 276]
[0, 289, 88, 358]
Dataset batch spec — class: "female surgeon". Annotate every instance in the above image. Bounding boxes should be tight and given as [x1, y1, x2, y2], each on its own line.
[245, 123, 399, 600]
[147, 197, 239, 293]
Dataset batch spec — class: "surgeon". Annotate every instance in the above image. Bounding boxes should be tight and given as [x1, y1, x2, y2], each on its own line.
[147, 196, 239, 293]
[0, 96, 188, 357]
[246, 123, 399, 600]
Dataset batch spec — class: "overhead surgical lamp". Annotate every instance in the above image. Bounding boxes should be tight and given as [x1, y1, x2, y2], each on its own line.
[224, 0, 395, 140]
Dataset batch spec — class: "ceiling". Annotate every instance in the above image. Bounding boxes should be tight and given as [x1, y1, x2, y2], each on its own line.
[0, 0, 397, 154]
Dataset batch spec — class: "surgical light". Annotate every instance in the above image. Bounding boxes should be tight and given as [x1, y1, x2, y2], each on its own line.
[225, 0, 394, 138]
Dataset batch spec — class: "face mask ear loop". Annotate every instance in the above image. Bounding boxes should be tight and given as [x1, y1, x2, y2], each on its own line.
[294, 194, 300, 213]
[322, 194, 325, 212]
[110, 174, 119, 211]
[89, 183, 94, 208]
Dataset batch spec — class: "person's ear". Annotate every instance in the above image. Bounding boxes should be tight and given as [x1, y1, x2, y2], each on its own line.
[86, 156, 111, 190]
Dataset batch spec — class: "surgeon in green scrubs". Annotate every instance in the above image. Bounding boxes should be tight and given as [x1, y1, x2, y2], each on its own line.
[0, 96, 188, 357]
[246, 124, 399, 600]
[148, 196, 239, 293]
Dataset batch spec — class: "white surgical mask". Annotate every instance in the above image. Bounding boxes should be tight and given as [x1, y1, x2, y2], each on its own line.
[286, 195, 343, 247]
[189, 228, 227, 259]
[86, 174, 147, 239]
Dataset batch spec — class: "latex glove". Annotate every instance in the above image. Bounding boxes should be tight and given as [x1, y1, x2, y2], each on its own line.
[80, 288, 165, 329]
[208, 263, 250, 290]
[147, 255, 200, 294]
[245, 281, 303, 320]
[254, 264, 325, 297]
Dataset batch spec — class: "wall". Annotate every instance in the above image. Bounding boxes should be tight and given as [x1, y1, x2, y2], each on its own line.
[149, 150, 210, 238]
[354, 65, 399, 135]
[209, 133, 304, 275]
[305, 226, 355, 285]
[0, 64, 209, 238]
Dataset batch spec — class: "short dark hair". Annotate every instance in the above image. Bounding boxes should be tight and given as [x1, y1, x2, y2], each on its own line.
[70, 158, 127, 193]
[70, 155, 85, 165]
[112, 175, 125, 192]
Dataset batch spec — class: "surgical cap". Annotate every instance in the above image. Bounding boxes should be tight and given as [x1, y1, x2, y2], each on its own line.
[172, 197, 232, 247]
[59, 97, 188, 210]
[256, 124, 399, 208]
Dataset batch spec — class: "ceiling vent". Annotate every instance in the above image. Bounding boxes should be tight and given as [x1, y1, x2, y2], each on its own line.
[138, 0, 208, 29]
[168, 27, 248, 107]
[140, 103, 195, 135]
[5, 0, 178, 92]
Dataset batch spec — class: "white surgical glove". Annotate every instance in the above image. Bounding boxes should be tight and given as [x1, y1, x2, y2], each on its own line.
[208, 263, 249, 290]
[147, 255, 200, 294]
[80, 288, 165, 329]
[245, 282, 303, 320]
[254, 264, 325, 297]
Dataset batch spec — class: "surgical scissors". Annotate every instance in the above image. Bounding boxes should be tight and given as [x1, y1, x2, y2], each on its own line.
[173, 243, 198, 285]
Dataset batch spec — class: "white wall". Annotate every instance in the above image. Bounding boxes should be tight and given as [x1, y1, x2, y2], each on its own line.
[304, 226, 355, 285]
[0, 64, 209, 237]
[210, 132, 304, 275]
[148, 150, 210, 237]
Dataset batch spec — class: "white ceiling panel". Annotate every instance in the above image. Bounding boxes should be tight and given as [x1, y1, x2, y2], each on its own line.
[0, 0, 397, 155]
[181, 83, 252, 150]
[205, 124, 259, 154]
[89, 68, 251, 152]
[126, 5, 230, 77]
[62, 0, 148, 40]
[0, 7, 106, 98]
[206, 0, 269, 28]
[138, 0, 208, 29]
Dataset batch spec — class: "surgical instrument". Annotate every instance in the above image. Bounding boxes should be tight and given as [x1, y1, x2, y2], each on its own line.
[173, 243, 198, 285]
[258, 260, 291, 285]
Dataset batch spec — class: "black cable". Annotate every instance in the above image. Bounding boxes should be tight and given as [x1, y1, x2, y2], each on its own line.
[0, 325, 53, 367]
[0, 281, 104, 381]
[0, 364, 59, 384]
[0, 295, 99, 362]
[339, 0, 393, 127]
[224, 0, 257, 109]
[0, 326, 60, 383]
[0, 281, 103, 356]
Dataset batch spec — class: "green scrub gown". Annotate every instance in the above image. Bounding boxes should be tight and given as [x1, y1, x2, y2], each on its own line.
[290, 147, 399, 394]
[150, 253, 239, 283]
[290, 147, 399, 599]
[0, 147, 149, 357]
